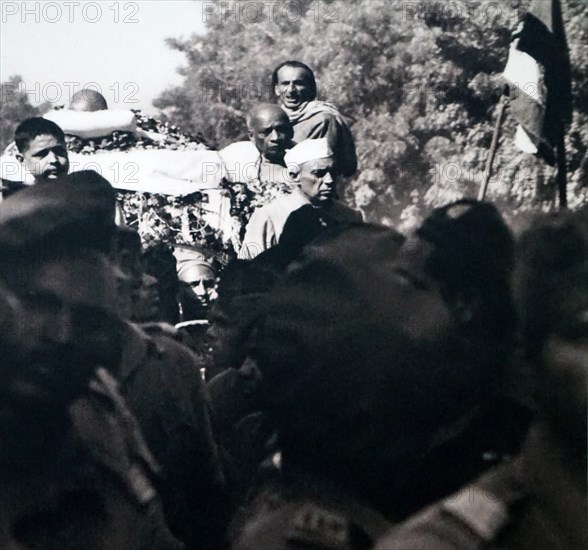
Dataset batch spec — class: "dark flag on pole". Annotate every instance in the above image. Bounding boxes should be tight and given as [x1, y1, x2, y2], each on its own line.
[502, 0, 572, 167]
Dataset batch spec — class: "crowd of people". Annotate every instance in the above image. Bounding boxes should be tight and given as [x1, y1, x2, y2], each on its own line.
[0, 60, 586, 549]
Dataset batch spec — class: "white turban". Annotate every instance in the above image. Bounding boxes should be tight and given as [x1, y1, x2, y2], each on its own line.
[174, 246, 215, 282]
[284, 138, 333, 169]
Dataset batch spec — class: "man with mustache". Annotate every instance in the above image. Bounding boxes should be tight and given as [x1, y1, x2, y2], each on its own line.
[0, 181, 181, 549]
[175, 248, 218, 322]
[239, 138, 361, 259]
[0, 174, 228, 550]
[272, 60, 357, 177]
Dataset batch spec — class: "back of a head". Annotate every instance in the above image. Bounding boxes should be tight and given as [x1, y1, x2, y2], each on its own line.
[14, 117, 65, 153]
[69, 88, 108, 112]
[0, 170, 116, 267]
[415, 200, 516, 349]
[514, 208, 588, 458]
[212, 258, 278, 334]
[300, 221, 405, 266]
[111, 226, 143, 280]
[515, 207, 588, 358]
[216, 259, 277, 301]
[113, 226, 142, 256]
[255, 205, 363, 272]
[417, 200, 514, 293]
[252, 240, 506, 468]
[141, 243, 180, 324]
[245, 103, 290, 131]
[143, 242, 178, 289]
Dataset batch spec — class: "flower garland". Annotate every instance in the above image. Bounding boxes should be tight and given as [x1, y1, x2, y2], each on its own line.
[64, 109, 209, 153]
[59, 108, 256, 263]
[116, 190, 235, 265]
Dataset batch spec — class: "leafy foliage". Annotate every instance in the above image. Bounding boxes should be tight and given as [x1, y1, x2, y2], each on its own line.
[155, 0, 587, 230]
[0, 75, 39, 152]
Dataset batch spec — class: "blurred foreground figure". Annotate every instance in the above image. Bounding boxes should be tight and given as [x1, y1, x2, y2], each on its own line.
[375, 208, 588, 550]
[231, 200, 523, 550]
[0, 175, 227, 550]
[0, 185, 180, 549]
[206, 258, 280, 382]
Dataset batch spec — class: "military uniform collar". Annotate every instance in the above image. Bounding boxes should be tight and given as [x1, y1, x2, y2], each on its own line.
[118, 322, 153, 382]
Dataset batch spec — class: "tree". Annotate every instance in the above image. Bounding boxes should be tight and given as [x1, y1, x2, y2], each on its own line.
[155, 0, 588, 228]
[1, 75, 40, 152]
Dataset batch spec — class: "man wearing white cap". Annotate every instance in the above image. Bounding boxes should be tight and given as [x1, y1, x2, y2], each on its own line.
[174, 245, 218, 320]
[239, 138, 361, 259]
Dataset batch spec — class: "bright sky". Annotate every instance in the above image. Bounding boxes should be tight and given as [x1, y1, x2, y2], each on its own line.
[1, 0, 207, 113]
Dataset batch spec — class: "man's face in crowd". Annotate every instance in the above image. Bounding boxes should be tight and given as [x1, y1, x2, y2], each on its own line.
[1, 253, 120, 405]
[274, 66, 314, 109]
[296, 157, 337, 205]
[133, 273, 161, 323]
[16, 134, 70, 184]
[185, 265, 216, 308]
[249, 109, 293, 163]
[207, 303, 247, 372]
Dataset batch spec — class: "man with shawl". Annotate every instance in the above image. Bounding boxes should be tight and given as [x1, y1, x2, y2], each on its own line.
[272, 61, 357, 178]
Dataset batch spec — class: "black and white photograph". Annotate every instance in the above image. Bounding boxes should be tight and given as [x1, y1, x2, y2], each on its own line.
[0, 0, 587, 548]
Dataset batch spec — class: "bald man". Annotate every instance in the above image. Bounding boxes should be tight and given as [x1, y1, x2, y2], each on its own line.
[69, 88, 108, 111]
[246, 103, 293, 165]
[220, 103, 294, 205]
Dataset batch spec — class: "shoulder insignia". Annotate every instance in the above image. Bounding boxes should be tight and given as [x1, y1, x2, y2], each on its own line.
[286, 503, 351, 549]
[441, 486, 508, 541]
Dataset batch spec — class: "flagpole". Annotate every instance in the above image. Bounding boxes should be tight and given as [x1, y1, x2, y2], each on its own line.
[556, 128, 567, 209]
[478, 91, 508, 201]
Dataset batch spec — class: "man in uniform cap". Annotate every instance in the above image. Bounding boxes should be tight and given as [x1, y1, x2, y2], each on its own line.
[239, 138, 361, 259]
[0, 178, 181, 548]
[0, 174, 228, 550]
[230, 200, 523, 550]
[375, 208, 588, 550]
